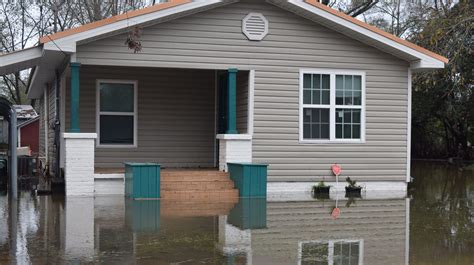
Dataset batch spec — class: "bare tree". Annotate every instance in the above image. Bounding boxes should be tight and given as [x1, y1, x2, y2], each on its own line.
[0, 0, 152, 104]
[325, 0, 380, 17]
[0, 1, 42, 104]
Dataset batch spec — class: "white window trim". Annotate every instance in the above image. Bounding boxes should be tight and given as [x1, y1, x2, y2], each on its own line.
[299, 69, 366, 144]
[297, 239, 364, 265]
[96, 79, 138, 148]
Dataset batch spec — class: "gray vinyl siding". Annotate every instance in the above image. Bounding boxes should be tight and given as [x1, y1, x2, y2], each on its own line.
[236, 71, 248, 134]
[38, 96, 45, 159]
[65, 66, 216, 168]
[76, 0, 409, 181]
[251, 199, 407, 265]
[47, 85, 57, 175]
[37, 85, 57, 174]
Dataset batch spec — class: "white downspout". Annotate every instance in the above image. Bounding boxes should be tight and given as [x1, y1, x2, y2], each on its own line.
[406, 69, 412, 182]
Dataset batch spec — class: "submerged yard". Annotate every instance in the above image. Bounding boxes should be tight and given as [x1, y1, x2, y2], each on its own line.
[0, 161, 473, 264]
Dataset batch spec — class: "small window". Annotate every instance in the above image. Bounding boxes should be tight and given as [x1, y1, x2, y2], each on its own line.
[300, 70, 365, 143]
[97, 80, 137, 147]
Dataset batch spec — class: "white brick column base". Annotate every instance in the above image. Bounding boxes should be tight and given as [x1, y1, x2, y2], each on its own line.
[216, 134, 252, 172]
[63, 133, 97, 197]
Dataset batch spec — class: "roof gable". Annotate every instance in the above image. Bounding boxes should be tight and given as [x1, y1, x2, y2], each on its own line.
[269, 0, 447, 68]
[40, 0, 192, 44]
[302, 0, 447, 63]
[2, 0, 446, 68]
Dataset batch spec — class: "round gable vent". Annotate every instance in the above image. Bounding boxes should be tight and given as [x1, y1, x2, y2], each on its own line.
[242, 13, 269, 41]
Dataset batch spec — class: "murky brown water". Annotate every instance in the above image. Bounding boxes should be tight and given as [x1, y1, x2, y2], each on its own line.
[0, 161, 473, 264]
[409, 161, 474, 265]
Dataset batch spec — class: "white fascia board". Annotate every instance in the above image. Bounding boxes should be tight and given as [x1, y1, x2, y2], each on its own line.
[410, 59, 445, 71]
[43, 0, 226, 53]
[287, 0, 445, 70]
[0, 46, 43, 75]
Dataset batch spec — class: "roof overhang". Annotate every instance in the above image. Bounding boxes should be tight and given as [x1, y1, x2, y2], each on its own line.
[0, 47, 43, 75]
[0, 46, 67, 99]
[270, 0, 447, 71]
[27, 49, 69, 99]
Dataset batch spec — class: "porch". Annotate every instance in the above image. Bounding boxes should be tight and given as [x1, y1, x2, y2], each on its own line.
[95, 167, 239, 201]
[62, 65, 255, 196]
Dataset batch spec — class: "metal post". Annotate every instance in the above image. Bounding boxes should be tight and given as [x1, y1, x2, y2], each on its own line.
[226, 68, 238, 134]
[70, 62, 81, 132]
[9, 108, 17, 199]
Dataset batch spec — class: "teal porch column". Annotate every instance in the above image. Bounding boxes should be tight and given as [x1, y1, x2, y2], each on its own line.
[70, 62, 81, 132]
[226, 68, 238, 134]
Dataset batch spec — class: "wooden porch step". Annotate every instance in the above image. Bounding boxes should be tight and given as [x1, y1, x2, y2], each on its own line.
[161, 176, 231, 182]
[161, 170, 227, 174]
[161, 172, 231, 182]
[161, 181, 235, 191]
[161, 171, 228, 178]
[161, 190, 239, 202]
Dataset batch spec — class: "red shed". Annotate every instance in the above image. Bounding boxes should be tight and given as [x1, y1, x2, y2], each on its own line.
[18, 117, 39, 154]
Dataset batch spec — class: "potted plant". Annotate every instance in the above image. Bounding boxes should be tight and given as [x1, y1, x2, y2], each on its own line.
[312, 181, 331, 199]
[345, 177, 362, 197]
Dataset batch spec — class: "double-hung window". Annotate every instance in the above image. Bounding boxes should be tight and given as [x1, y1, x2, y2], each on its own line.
[300, 69, 365, 143]
[97, 80, 137, 147]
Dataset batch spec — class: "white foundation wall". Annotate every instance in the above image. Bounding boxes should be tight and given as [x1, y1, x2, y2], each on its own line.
[268, 181, 407, 201]
[64, 133, 97, 197]
[217, 135, 252, 171]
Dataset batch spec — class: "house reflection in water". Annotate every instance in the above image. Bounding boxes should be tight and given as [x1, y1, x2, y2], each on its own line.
[0, 194, 409, 264]
[248, 199, 408, 265]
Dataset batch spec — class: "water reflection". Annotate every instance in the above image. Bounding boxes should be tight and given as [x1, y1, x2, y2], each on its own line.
[0, 161, 472, 264]
[410, 161, 474, 265]
[0, 195, 410, 264]
[228, 198, 267, 229]
[251, 199, 408, 265]
[125, 200, 161, 232]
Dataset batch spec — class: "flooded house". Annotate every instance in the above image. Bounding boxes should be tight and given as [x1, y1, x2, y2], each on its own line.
[0, 0, 447, 198]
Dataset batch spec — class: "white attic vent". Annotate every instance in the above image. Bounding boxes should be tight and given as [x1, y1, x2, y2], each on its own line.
[242, 13, 269, 41]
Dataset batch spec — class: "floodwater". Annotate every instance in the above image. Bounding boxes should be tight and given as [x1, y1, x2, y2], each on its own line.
[0, 161, 473, 265]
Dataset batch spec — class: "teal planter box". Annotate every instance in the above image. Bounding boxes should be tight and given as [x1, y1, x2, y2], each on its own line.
[228, 198, 267, 229]
[125, 163, 161, 199]
[125, 199, 161, 232]
[227, 163, 268, 197]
